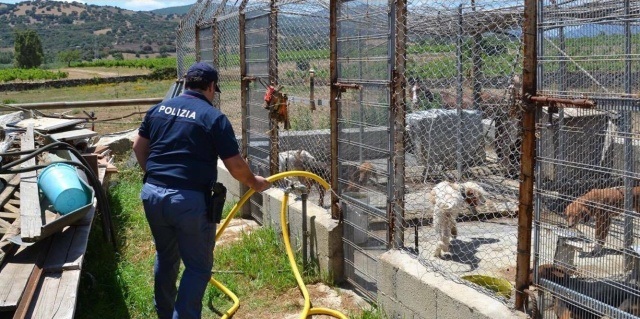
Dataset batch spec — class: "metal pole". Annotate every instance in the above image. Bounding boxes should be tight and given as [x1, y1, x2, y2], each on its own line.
[358, 27, 364, 164]
[623, 0, 634, 271]
[392, 0, 407, 249]
[456, 5, 464, 180]
[301, 187, 309, 269]
[329, 0, 340, 220]
[309, 69, 316, 111]
[268, 0, 280, 177]
[515, 0, 537, 310]
[471, 0, 482, 109]
[239, 0, 251, 218]
[555, 25, 566, 190]
[3, 98, 163, 111]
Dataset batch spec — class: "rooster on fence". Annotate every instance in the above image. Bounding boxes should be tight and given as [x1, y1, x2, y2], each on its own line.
[263, 84, 291, 129]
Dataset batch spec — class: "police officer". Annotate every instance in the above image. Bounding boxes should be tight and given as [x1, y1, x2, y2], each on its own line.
[133, 62, 270, 319]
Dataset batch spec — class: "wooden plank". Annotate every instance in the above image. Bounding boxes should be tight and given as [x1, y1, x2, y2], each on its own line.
[0, 240, 47, 310]
[43, 217, 93, 272]
[48, 129, 98, 142]
[0, 212, 19, 220]
[0, 218, 12, 230]
[20, 125, 43, 242]
[11, 118, 84, 133]
[10, 238, 50, 318]
[25, 270, 79, 319]
[8, 199, 20, 206]
[4, 204, 19, 216]
[0, 175, 19, 208]
[0, 216, 20, 265]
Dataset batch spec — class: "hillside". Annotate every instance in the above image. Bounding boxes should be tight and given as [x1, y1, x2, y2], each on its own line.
[151, 4, 194, 16]
[0, 0, 184, 62]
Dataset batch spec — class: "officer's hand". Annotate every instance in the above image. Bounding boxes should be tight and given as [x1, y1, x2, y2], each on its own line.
[251, 176, 271, 192]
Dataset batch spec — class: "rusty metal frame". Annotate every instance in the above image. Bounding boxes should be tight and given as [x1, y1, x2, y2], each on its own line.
[391, 0, 407, 249]
[329, 0, 339, 220]
[239, 0, 251, 218]
[514, 0, 537, 309]
[268, 0, 280, 176]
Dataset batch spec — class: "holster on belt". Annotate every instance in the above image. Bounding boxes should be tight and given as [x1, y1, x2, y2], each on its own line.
[207, 182, 227, 224]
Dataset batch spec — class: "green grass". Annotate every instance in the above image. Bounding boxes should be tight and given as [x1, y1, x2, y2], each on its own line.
[73, 57, 177, 69]
[0, 68, 68, 82]
[0, 79, 175, 103]
[77, 164, 382, 318]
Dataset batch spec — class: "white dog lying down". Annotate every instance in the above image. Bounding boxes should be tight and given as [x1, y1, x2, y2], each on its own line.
[431, 181, 487, 259]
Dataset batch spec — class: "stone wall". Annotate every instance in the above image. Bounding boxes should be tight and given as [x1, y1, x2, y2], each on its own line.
[0, 75, 153, 92]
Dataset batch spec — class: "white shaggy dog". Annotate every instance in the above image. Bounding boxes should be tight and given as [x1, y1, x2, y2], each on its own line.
[431, 181, 487, 259]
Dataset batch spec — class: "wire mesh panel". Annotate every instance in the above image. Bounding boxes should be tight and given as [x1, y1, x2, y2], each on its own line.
[245, 8, 272, 223]
[198, 26, 214, 65]
[336, 0, 392, 299]
[274, 0, 331, 207]
[217, 12, 243, 130]
[398, 0, 525, 303]
[534, 1, 640, 318]
[177, 0, 211, 78]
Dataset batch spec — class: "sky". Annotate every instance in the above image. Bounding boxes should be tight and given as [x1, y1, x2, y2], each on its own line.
[0, 0, 197, 11]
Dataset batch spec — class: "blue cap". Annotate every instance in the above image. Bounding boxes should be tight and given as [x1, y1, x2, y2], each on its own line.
[185, 62, 221, 92]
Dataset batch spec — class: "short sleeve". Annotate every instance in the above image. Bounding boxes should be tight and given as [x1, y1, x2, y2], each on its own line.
[138, 107, 153, 139]
[214, 115, 240, 160]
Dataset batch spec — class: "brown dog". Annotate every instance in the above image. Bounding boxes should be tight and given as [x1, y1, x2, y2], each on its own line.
[531, 264, 639, 319]
[565, 186, 640, 256]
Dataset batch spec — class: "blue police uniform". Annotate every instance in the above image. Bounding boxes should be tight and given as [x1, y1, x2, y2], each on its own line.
[138, 89, 238, 319]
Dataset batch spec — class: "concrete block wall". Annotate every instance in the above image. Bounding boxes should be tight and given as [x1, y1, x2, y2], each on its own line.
[262, 188, 344, 282]
[377, 250, 526, 319]
[216, 159, 243, 203]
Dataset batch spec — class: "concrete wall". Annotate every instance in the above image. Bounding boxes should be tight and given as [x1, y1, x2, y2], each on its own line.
[377, 250, 526, 319]
[262, 187, 344, 282]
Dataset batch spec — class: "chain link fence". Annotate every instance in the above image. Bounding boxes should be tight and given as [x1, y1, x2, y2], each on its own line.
[175, 0, 640, 314]
[533, 0, 640, 318]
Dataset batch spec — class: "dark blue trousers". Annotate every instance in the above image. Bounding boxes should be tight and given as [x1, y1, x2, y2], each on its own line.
[141, 182, 215, 319]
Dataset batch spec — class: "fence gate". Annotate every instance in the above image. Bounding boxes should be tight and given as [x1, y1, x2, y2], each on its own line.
[336, 0, 393, 299]
[244, 9, 272, 223]
[534, 0, 640, 318]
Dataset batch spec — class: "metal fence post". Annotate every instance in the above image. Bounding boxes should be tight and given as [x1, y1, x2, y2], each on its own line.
[239, 0, 251, 218]
[268, 0, 280, 176]
[329, 0, 339, 220]
[515, 0, 537, 310]
[392, 0, 407, 249]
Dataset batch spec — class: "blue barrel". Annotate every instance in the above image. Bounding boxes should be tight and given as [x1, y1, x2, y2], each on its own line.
[37, 163, 89, 215]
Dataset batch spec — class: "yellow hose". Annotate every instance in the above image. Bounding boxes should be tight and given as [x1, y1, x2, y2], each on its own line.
[280, 191, 312, 318]
[211, 170, 348, 319]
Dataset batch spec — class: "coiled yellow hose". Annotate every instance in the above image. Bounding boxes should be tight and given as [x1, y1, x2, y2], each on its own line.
[210, 171, 348, 319]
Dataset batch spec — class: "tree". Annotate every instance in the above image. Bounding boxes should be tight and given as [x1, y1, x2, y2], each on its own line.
[14, 29, 44, 68]
[57, 49, 81, 67]
[112, 52, 124, 60]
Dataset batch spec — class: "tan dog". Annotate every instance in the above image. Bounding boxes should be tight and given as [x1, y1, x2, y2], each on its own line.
[565, 186, 640, 256]
[345, 162, 377, 192]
